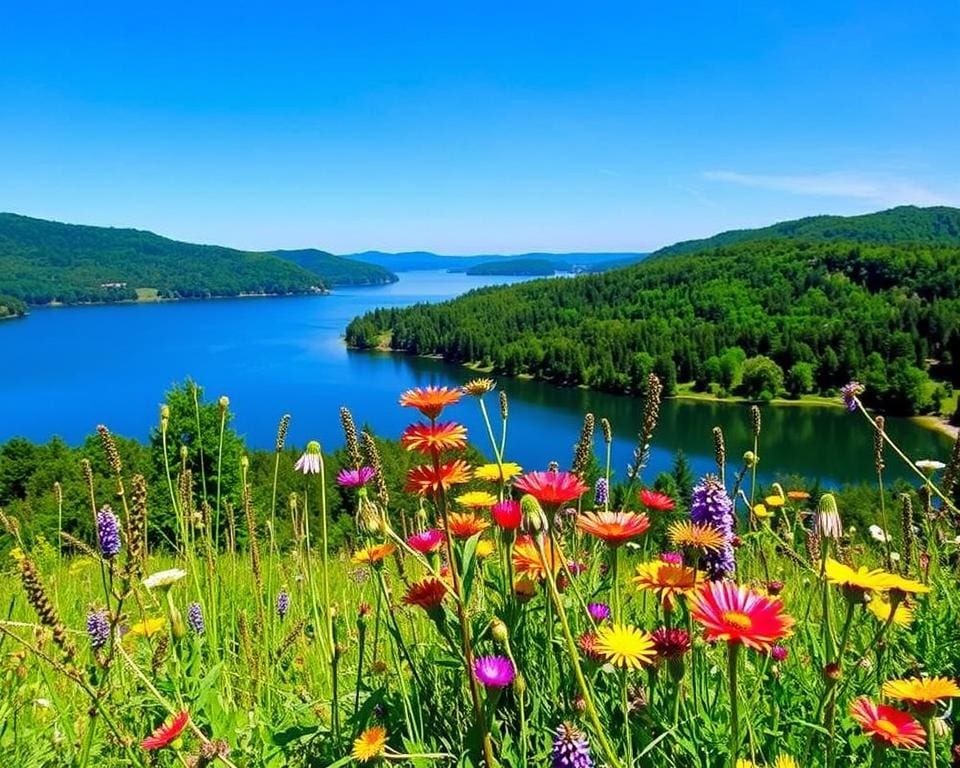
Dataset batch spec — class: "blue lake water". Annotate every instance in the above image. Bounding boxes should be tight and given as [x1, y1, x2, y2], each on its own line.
[0, 271, 951, 487]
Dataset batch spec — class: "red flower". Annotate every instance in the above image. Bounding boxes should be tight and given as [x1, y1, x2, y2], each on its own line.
[577, 510, 650, 547]
[513, 471, 588, 505]
[689, 580, 795, 652]
[399, 386, 463, 419]
[141, 710, 189, 751]
[492, 500, 522, 530]
[403, 578, 447, 612]
[400, 422, 467, 455]
[639, 489, 675, 512]
[407, 528, 444, 553]
[850, 697, 926, 749]
[405, 460, 472, 495]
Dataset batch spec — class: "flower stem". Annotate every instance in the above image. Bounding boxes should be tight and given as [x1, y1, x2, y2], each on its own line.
[727, 643, 740, 768]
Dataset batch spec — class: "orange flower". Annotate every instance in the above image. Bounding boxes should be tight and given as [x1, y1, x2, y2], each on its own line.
[632, 560, 704, 605]
[513, 471, 588, 505]
[405, 460, 472, 495]
[787, 490, 810, 501]
[668, 520, 726, 552]
[690, 581, 794, 652]
[577, 510, 650, 547]
[850, 697, 925, 749]
[399, 386, 462, 419]
[351, 542, 396, 566]
[512, 534, 563, 581]
[445, 512, 490, 539]
[403, 578, 447, 612]
[141, 710, 190, 751]
[514, 576, 538, 601]
[882, 676, 960, 716]
[400, 422, 467, 454]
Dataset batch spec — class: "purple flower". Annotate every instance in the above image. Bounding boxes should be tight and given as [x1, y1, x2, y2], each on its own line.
[770, 644, 789, 662]
[276, 590, 290, 620]
[690, 475, 735, 580]
[86, 609, 110, 651]
[840, 381, 864, 412]
[294, 441, 322, 474]
[594, 478, 608, 507]
[660, 551, 683, 565]
[187, 602, 205, 635]
[472, 655, 515, 688]
[587, 602, 610, 623]
[96, 506, 121, 559]
[337, 466, 376, 488]
[551, 722, 594, 768]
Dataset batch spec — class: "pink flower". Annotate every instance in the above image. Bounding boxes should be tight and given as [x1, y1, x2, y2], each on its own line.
[337, 466, 375, 487]
[407, 529, 444, 554]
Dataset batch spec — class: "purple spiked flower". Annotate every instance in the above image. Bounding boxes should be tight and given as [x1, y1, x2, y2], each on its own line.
[96, 506, 121, 559]
[840, 381, 864, 412]
[472, 655, 515, 689]
[587, 602, 610, 623]
[276, 590, 290, 620]
[551, 722, 594, 768]
[594, 478, 608, 507]
[86, 609, 110, 651]
[690, 475, 735, 580]
[187, 602, 205, 635]
[337, 466, 376, 488]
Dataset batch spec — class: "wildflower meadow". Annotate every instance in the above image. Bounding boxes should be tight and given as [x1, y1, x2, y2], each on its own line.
[2, 375, 959, 768]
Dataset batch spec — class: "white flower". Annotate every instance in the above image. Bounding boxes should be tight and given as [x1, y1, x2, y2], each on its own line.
[294, 440, 322, 475]
[868, 524, 890, 543]
[915, 459, 946, 474]
[890, 552, 901, 563]
[143, 568, 187, 590]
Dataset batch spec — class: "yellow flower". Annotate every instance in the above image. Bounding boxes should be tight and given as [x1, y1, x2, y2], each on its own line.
[764, 495, 785, 508]
[475, 539, 495, 559]
[753, 504, 770, 519]
[127, 617, 166, 639]
[9, 547, 25, 562]
[667, 520, 726, 552]
[823, 558, 895, 593]
[882, 676, 960, 705]
[351, 543, 396, 566]
[351, 725, 387, 762]
[773, 757, 799, 768]
[473, 462, 523, 482]
[593, 624, 656, 670]
[884, 574, 931, 596]
[462, 378, 496, 396]
[455, 490, 498, 509]
[866, 596, 913, 627]
[632, 560, 704, 604]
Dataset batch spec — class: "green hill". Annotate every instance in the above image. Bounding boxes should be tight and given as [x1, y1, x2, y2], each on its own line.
[465, 258, 558, 276]
[347, 206, 960, 415]
[0, 213, 394, 305]
[0, 294, 27, 319]
[653, 205, 960, 258]
[272, 249, 396, 285]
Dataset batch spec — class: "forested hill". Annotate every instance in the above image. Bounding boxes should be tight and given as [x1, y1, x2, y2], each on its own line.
[0, 213, 394, 305]
[347, 238, 960, 415]
[654, 205, 960, 258]
[270, 249, 397, 285]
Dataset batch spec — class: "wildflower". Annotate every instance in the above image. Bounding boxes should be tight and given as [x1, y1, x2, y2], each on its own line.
[882, 677, 960, 716]
[550, 722, 594, 768]
[127, 617, 166, 639]
[840, 381, 864, 412]
[445, 512, 490, 539]
[407, 528, 444, 553]
[399, 386, 462, 419]
[593, 478, 609, 507]
[514, 576, 538, 600]
[512, 535, 563, 580]
[400, 422, 468, 454]
[787, 490, 810, 502]
[472, 655, 516, 688]
[594, 624, 656, 670]
[690, 581, 794, 652]
[639, 489, 675, 512]
[513, 471, 589, 506]
[351, 725, 387, 763]
[766, 580, 784, 596]
[764, 494, 785, 508]
[915, 459, 946, 475]
[141, 710, 190, 750]
[86, 610, 110, 651]
[405, 460, 472, 495]
[403, 578, 447, 613]
[455, 490, 498, 509]
[660, 551, 683, 565]
[587, 602, 611, 623]
[770, 644, 789, 662]
[187, 603, 204, 635]
[815, 494, 843, 539]
[473, 462, 522, 482]
[668, 520, 725, 552]
[475, 539, 495, 559]
[276, 590, 290, 620]
[491, 500, 522, 530]
[690, 476, 735, 579]
[461, 378, 496, 396]
[869, 524, 891, 543]
[351, 543, 396, 566]
[850, 697, 925, 748]
[753, 504, 770, 519]
[577, 510, 650, 547]
[294, 441, 322, 474]
[632, 560, 703, 605]
[772, 758, 799, 768]
[143, 569, 187, 590]
[96, 507, 121, 558]
[866, 596, 913, 627]
[650, 627, 691, 659]
[823, 558, 895, 598]
[884, 573, 930, 596]
[336, 467, 376, 488]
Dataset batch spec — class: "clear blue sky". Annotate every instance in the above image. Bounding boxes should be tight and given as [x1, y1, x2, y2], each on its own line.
[1, 2, 957, 253]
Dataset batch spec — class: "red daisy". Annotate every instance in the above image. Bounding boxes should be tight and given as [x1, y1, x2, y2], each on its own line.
[689, 580, 795, 652]
[850, 697, 926, 749]
[639, 489, 675, 512]
[405, 460, 472, 495]
[577, 510, 650, 547]
[492, 500, 522, 530]
[407, 528, 444, 553]
[399, 386, 463, 419]
[403, 578, 447, 612]
[513, 471, 588, 505]
[400, 422, 468, 455]
[141, 710, 190, 751]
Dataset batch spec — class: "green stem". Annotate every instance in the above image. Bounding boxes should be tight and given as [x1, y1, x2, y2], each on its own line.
[727, 643, 740, 768]
[622, 669, 633, 766]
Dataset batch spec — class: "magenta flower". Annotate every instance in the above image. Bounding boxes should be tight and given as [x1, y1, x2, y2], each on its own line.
[337, 466, 375, 488]
[294, 441, 322, 474]
[407, 528, 444, 554]
[587, 602, 610, 623]
[770, 644, 789, 662]
[472, 655, 516, 688]
[660, 551, 683, 565]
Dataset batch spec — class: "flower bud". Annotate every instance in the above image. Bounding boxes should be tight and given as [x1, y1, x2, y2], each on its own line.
[743, 451, 757, 468]
[491, 618, 509, 645]
[520, 494, 544, 532]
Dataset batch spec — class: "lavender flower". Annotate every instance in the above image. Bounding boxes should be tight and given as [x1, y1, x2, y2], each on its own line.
[587, 602, 610, 623]
[551, 722, 594, 768]
[336, 466, 376, 488]
[472, 655, 515, 688]
[276, 590, 290, 620]
[690, 475, 735, 580]
[96, 506, 121, 559]
[594, 478, 608, 507]
[86, 609, 110, 651]
[840, 381, 864, 412]
[187, 602, 205, 635]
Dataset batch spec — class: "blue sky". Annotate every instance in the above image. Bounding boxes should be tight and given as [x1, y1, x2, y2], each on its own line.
[1, 2, 958, 253]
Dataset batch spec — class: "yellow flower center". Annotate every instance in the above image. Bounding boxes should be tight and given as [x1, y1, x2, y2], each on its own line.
[874, 718, 899, 737]
[722, 611, 753, 630]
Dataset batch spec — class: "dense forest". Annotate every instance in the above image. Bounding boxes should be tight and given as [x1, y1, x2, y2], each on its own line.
[0, 294, 27, 318]
[347, 236, 960, 415]
[465, 257, 558, 276]
[269, 248, 397, 285]
[0, 213, 395, 305]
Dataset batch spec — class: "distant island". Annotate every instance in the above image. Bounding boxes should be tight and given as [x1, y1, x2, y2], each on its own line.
[0, 212, 398, 309]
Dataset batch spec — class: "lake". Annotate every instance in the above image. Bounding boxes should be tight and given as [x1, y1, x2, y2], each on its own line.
[0, 271, 951, 488]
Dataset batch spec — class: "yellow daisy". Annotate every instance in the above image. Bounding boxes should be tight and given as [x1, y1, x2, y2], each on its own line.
[823, 558, 895, 593]
[668, 520, 726, 552]
[882, 676, 960, 706]
[473, 462, 523, 482]
[351, 543, 396, 567]
[127, 617, 166, 639]
[884, 574, 931, 596]
[475, 539, 495, 559]
[593, 624, 656, 670]
[764, 495, 785, 508]
[753, 503, 771, 519]
[455, 490, 498, 509]
[351, 725, 387, 763]
[866, 596, 913, 627]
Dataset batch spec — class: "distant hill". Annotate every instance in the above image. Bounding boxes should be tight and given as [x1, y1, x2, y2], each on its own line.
[270, 249, 396, 285]
[347, 250, 649, 272]
[465, 258, 557, 276]
[653, 205, 960, 258]
[0, 213, 394, 306]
